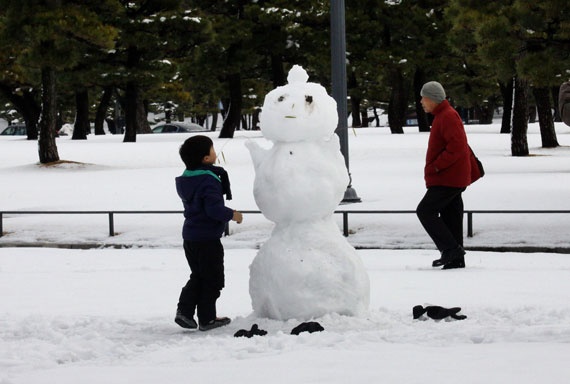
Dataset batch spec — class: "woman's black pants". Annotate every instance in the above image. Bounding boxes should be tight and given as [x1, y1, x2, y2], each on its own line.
[416, 186, 466, 252]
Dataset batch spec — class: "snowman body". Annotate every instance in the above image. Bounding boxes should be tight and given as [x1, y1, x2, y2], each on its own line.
[246, 65, 370, 320]
[250, 139, 347, 223]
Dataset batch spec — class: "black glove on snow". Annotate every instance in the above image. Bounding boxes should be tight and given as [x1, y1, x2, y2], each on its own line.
[413, 305, 467, 320]
[291, 321, 325, 335]
[234, 324, 268, 338]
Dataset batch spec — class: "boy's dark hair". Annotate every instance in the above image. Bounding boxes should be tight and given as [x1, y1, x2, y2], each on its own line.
[179, 135, 213, 169]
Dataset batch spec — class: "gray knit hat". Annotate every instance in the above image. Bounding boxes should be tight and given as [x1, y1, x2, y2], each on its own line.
[420, 81, 446, 103]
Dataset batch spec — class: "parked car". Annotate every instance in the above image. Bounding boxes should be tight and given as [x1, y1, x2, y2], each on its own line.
[0, 124, 27, 136]
[152, 122, 207, 133]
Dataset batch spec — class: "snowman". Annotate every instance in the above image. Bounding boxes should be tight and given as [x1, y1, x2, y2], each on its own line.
[245, 65, 370, 321]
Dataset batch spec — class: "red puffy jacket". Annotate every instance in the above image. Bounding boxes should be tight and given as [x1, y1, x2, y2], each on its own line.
[424, 100, 471, 188]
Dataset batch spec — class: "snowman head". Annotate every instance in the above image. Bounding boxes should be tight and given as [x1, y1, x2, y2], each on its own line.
[259, 65, 338, 142]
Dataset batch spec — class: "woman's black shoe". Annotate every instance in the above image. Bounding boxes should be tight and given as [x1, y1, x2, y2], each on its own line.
[442, 256, 466, 269]
[432, 246, 465, 268]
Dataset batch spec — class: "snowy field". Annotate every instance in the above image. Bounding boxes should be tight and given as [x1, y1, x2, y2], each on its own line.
[1, 121, 570, 383]
[2, 122, 570, 250]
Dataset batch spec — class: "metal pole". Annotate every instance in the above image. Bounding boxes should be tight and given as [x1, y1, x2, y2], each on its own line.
[331, 0, 360, 203]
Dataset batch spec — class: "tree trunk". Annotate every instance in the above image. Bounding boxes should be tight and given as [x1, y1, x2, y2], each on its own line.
[106, 118, 116, 134]
[210, 112, 218, 131]
[479, 100, 495, 124]
[72, 89, 89, 140]
[348, 71, 361, 127]
[123, 80, 138, 142]
[387, 69, 407, 134]
[511, 77, 529, 157]
[351, 95, 362, 127]
[413, 68, 430, 132]
[123, 45, 150, 141]
[528, 105, 537, 123]
[94, 86, 113, 135]
[38, 66, 60, 163]
[499, 78, 514, 134]
[113, 98, 124, 134]
[271, 54, 286, 87]
[165, 102, 172, 123]
[371, 107, 380, 127]
[136, 98, 151, 134]
[252, 108, 260, 130]
[219, 73, 242, 138]
[0, 85, 41, 140]
[361, 109, 369, 127]
[552, 85, 561, 122]
[220, 99, 228, 120]
[533, 87, 558, 148]
[23, 92, 41, 141]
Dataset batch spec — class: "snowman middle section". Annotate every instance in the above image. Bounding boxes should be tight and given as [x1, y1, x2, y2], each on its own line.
[251, 139, 349, 222]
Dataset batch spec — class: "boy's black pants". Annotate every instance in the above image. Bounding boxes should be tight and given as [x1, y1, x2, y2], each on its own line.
[177, 239, 225, 325]
[416, 186, 466, 252]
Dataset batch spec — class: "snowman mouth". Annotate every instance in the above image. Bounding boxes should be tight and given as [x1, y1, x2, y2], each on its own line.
[284, 115, 297, 119]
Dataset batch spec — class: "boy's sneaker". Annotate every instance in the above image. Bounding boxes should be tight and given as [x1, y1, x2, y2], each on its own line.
[199, 317, 231, 331]
[175, 310, 198, 330]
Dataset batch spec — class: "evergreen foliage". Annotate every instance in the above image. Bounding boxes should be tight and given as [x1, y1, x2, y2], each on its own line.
[0, 1, 568, 158]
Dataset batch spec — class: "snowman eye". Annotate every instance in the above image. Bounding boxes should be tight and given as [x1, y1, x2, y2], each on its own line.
[305, 95, 313, 104]
[278, 95, 286, 102]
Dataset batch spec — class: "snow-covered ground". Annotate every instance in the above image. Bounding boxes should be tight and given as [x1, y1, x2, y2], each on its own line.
[2, 123, 570, 250]
[1, 122, 570, 383]
[2, 247, 570, 384]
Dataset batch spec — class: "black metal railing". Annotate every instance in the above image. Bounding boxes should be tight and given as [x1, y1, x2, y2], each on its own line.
[1, 209, 570, 239]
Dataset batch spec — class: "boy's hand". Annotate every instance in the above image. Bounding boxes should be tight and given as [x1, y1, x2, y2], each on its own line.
[233, 210, 243, 224]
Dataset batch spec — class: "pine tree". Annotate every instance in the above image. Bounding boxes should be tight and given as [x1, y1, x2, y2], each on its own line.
[345, 0, 389, 128]
[446, 1, 498, 125]
[404, 0, 456, 132]
[513, 0, 570, 148]
[449, 0, 569, 154]
[0, 0, 118, 161]
[448, 1, 529, 155]
[103, 1, 210, 142]
[0, 10, 41, 140]
[350, 0, 456, 134]
[188, 0, 262, 138]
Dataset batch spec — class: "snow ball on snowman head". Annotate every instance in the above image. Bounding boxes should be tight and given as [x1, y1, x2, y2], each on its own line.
[259, 65, 338, 142]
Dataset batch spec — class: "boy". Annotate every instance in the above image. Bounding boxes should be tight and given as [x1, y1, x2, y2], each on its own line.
[175, 135, 243, 331]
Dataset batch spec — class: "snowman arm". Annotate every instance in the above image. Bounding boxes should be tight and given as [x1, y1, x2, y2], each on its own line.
[245, 140, 267, 169]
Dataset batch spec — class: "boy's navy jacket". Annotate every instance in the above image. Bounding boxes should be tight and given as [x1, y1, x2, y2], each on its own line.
[176, 165, 234, 241]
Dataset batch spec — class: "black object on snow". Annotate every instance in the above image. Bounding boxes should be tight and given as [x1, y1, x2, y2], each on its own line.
[234, 324, 268, 338]
[291, 321, 325, 335]
[413, 305, 467, 321]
